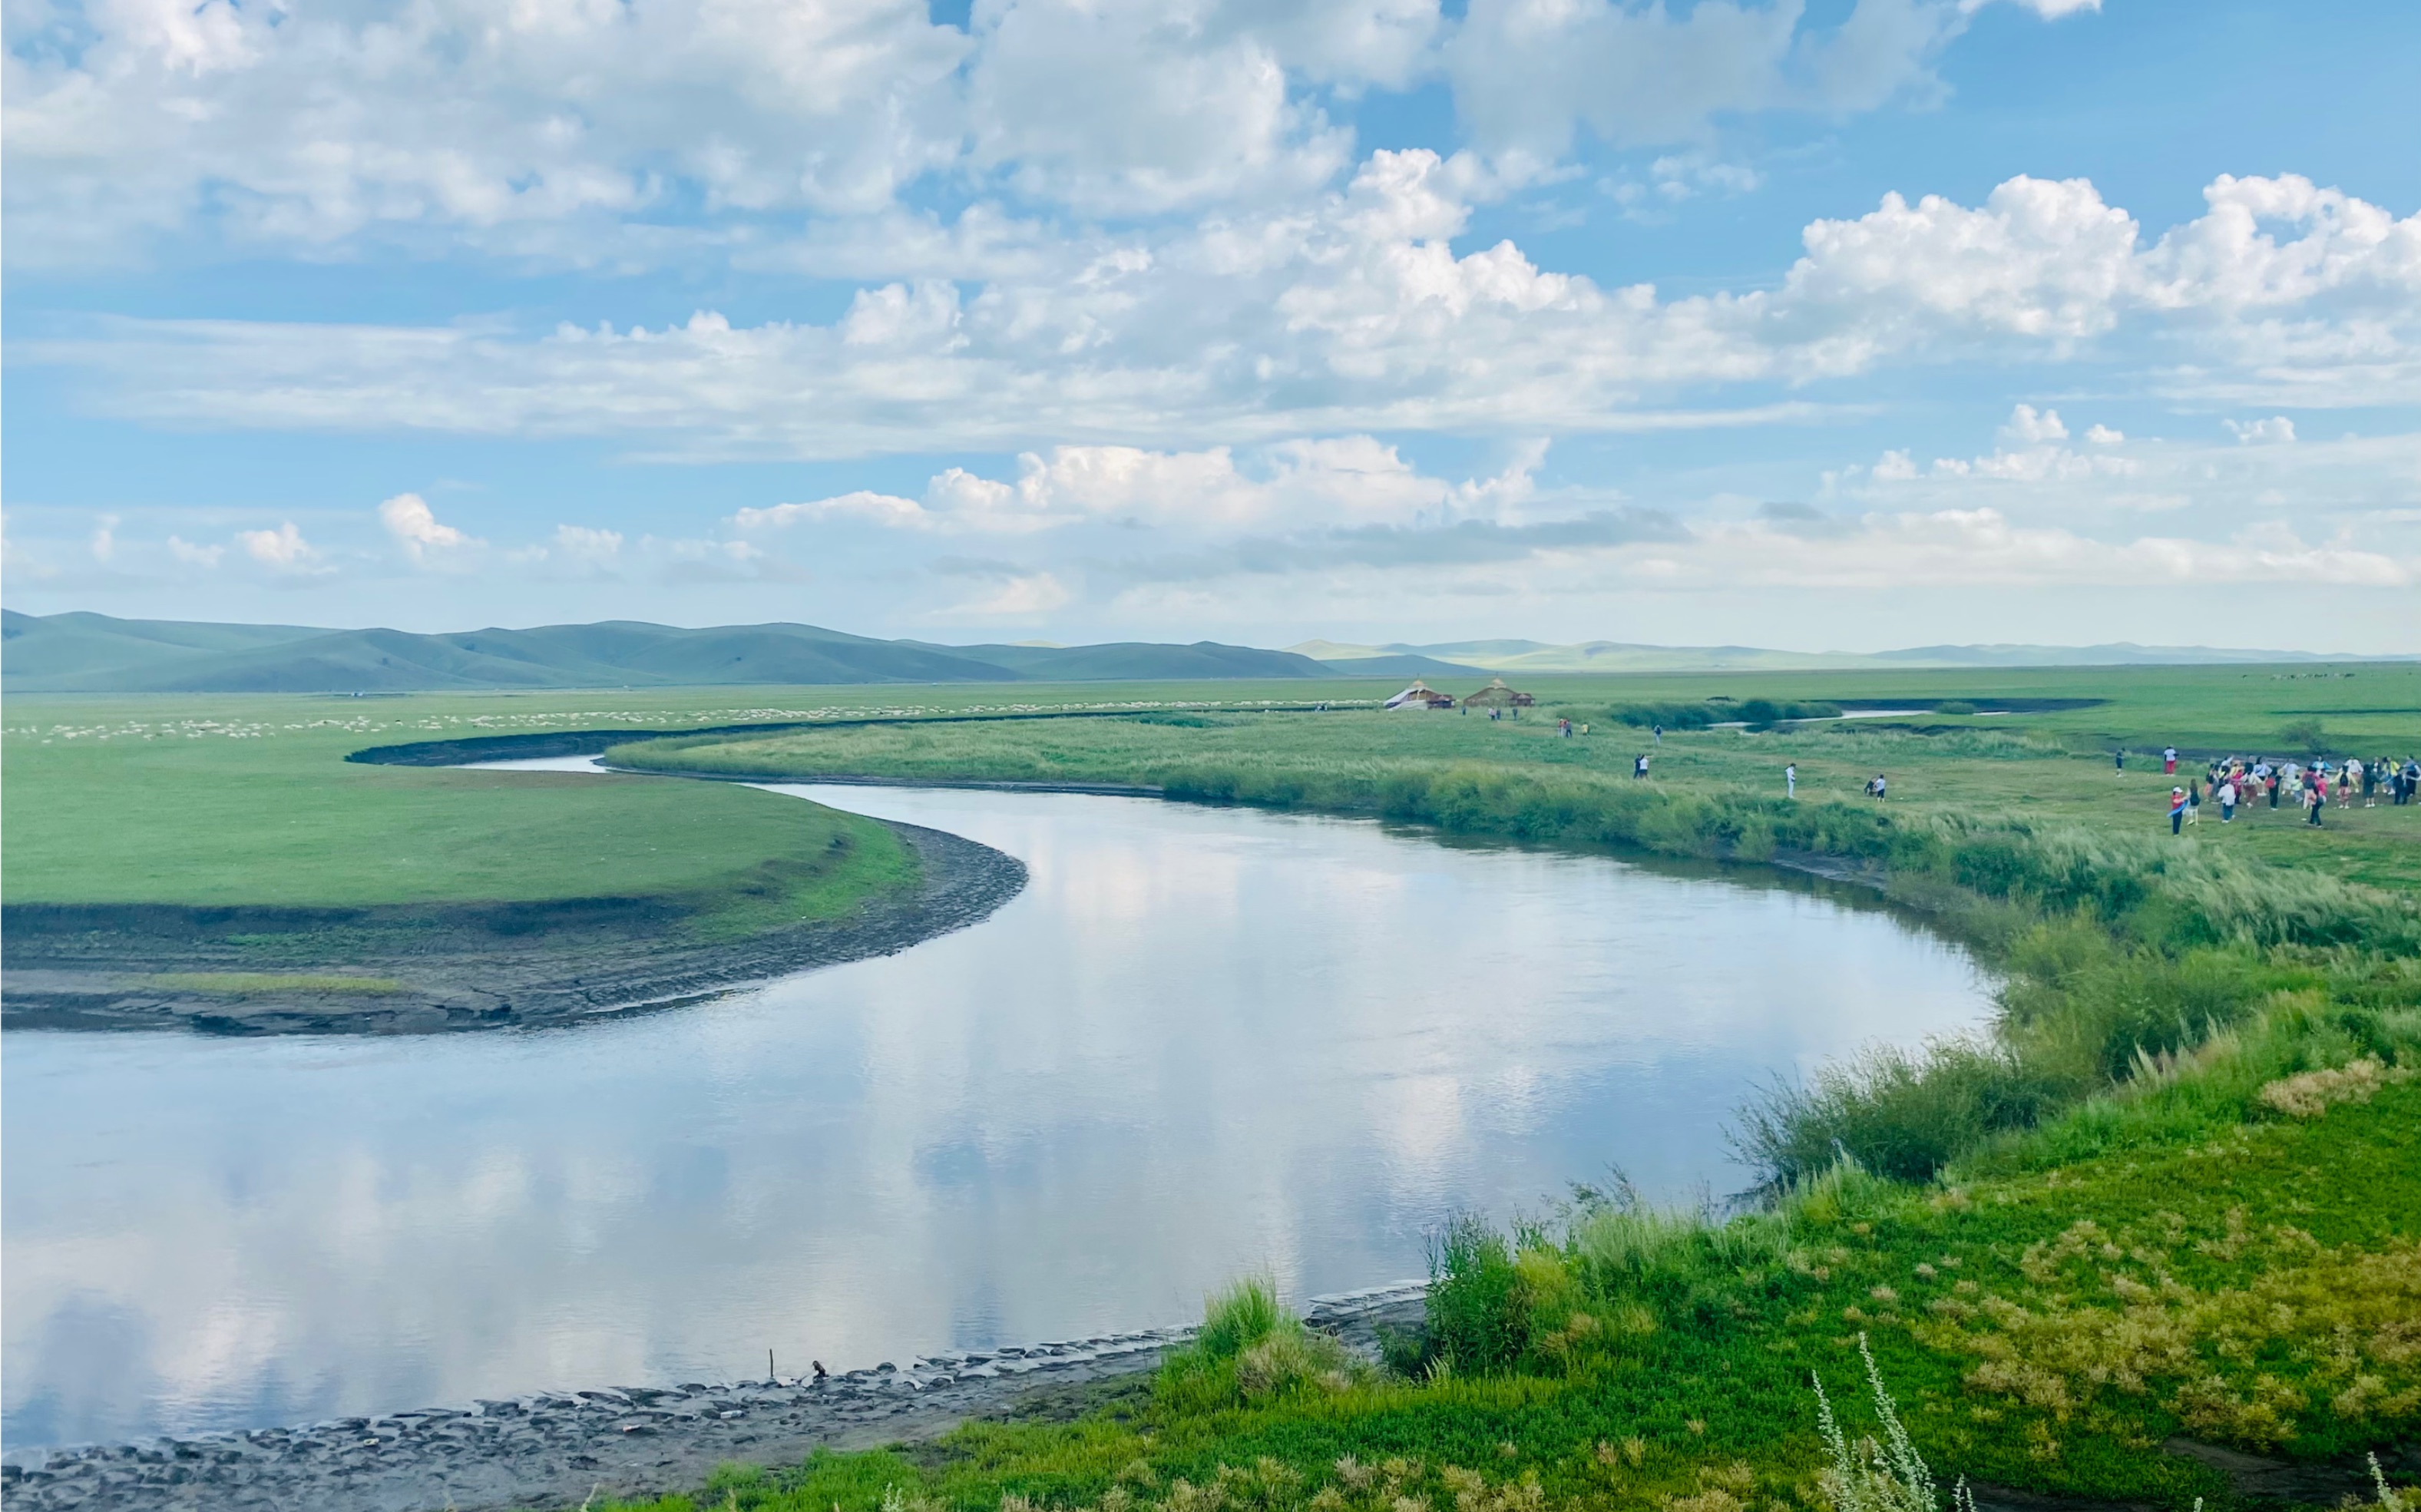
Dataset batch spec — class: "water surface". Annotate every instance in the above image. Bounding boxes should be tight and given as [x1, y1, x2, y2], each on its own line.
[3, 781, 1989, 1448]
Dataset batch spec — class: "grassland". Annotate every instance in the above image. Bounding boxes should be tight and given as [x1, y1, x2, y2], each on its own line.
[6, 667, 2418, 1494]
[577, 661, 2419, 1512]
[611, 662, 2421, 894]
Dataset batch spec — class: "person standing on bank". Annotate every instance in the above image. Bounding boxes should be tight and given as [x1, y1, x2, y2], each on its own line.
[2170, 787, 2188, 835]
[2164, 746, 2178, 775]
[1785, 763, 1797, 799]
[2115, 749, 2125, 773]
[2218, 776, 2237, 823]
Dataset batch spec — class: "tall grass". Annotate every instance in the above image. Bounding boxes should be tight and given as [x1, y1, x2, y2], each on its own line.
[1158, 1278, 1364, 1410]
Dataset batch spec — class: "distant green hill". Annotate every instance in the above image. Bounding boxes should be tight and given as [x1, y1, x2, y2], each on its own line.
[0, 612, 1336, 692]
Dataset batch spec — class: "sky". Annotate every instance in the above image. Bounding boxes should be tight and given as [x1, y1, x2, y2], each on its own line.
[5, 0, 2419, 653]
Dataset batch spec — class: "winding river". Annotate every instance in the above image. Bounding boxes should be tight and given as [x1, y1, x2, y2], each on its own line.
[2, 774, 1992, 1451]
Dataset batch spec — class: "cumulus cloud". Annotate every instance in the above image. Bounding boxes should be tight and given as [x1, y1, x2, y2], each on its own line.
[236, 521, 320, 570]
[2226, 416, 2298, 445]
[376, 491, 481, 564]
[167, 535, 224, 567]
[1444, 0, 1964, 174]
[21, 167, 2421, 453]
[4, 0, 2116, 270]
[735, 436, 1537, 535]
[2001, 404, 2068, 443]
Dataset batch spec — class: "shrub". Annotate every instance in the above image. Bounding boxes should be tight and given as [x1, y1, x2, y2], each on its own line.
[1195, 1276, 1285, 1360]
[1161, 1277, 1364, 1407]
[1933, 701, 1979, 717]
[1423, 1215, 1531, 1374]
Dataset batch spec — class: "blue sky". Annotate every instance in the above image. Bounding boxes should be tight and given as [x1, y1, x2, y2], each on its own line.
[5, 0, 2418, 651]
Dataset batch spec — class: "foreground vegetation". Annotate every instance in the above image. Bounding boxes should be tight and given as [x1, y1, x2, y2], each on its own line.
[582, 662, 2419, 1512]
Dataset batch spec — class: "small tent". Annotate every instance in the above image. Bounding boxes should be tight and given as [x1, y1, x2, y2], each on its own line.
[1460, 678, 1536, 710]
[1384, 681, 1456, 710]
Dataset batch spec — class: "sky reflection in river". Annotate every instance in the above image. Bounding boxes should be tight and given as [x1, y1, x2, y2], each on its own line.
[3, 784, 1990, 1448]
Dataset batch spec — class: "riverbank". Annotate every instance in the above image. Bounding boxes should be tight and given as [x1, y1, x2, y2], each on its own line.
[1, 817, 1024, 1034]
[0, 1285, 1427, 1512]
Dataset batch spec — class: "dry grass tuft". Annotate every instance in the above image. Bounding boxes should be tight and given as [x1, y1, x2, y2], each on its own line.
[2257, 1057, 2411, 1119]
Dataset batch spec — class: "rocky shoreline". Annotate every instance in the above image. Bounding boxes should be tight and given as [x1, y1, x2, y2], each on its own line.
[0, 817, 1027, 1036]
[0, 1283, 1429, 1512]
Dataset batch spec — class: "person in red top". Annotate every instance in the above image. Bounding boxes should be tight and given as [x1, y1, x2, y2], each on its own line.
[2169, 787, 2188, 835]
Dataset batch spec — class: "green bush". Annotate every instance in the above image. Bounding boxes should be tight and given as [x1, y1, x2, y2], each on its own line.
[1421, 1215, 1530, 1375]
[1159, 1276, 1363, 1408]
[1193, 1275, 1284, 1360]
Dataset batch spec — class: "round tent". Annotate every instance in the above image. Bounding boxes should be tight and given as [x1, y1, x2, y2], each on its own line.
[1460, 678, 1536, 710]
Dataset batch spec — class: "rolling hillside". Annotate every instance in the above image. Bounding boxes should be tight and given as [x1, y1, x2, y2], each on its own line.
[0, 612, 1336, 692]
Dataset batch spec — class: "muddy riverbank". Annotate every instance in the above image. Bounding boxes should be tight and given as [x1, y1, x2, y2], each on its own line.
[0, 818, 1026, 1035]
[0, 1285, 1427, 1512]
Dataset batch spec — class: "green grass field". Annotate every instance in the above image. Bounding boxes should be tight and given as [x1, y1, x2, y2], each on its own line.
[7, 667, 2418, 1509]
[611, 663, 2421, 894]
[0, 692, 944, 925]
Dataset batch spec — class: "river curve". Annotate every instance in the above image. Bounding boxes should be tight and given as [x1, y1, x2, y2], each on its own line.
[3, 773, 1992, 1452]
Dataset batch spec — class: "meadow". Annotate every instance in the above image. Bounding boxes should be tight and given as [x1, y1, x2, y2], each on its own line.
[5, 666, 2417, 1507]
[583, 661, 2420, 1512]
[0, 683, 1360, 931]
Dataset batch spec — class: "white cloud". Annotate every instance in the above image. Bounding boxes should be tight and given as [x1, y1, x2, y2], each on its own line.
[1444, 0, 1963, 174]
[734, 435, 1528, 535]
[25, 168, 2421, 455]
[2, 0, 972, 267]
[964, 0, 1351, 216]
[376, 491, 481, 564]
[2085, 424, 2125, 445]
[167, 535, 224, 567]
[236, 521, 319, 569]
[89, 514, 118, 562]
[4, 0, 2122, 270]
[1973, 0, 2099, 17]
[2226, 416, 2298, 445]
[549, 524, 624, 564]
[1672, 507, 2414, 589]
[2000, 404, 2068, 443]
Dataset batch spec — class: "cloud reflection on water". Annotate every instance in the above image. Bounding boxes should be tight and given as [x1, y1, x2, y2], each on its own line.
[4, 786, 1989, 1447]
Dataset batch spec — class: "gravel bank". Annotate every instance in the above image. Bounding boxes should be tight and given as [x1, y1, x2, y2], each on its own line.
[0, 1284, 1427, 1512]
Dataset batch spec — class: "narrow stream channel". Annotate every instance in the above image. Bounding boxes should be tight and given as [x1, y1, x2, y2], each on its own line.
[2, 774, 1993, 1450]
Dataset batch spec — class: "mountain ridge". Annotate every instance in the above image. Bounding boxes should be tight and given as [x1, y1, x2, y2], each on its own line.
[7, 610, 2407, 693]
[0, 612, 1335, 693]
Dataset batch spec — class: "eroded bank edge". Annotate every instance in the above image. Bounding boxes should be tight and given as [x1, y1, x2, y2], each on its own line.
[0, 1283, 1430, 1512]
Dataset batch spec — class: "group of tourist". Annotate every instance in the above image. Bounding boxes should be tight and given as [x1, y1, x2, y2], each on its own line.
[2165, 750, 2420, 833]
